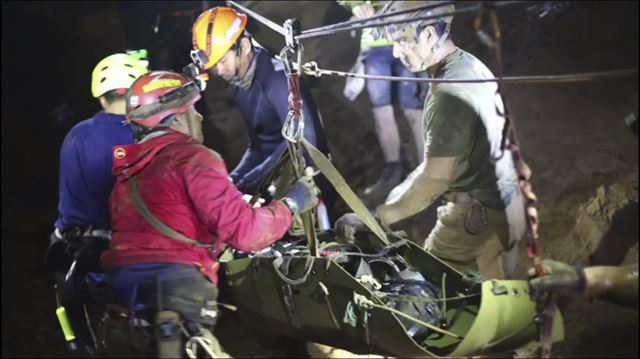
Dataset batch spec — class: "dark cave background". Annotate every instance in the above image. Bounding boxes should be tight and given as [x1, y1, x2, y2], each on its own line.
[1, 1, 638, 357]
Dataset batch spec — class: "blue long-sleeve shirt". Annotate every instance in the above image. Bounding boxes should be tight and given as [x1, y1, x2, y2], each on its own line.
[55, 111, 133, 230]
[230, 48, 331, 192]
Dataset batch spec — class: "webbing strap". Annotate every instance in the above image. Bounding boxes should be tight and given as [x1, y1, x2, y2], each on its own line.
[301, 139, 389, 245]
[128, 176, 215, 250]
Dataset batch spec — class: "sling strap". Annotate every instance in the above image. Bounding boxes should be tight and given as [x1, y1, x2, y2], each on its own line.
[301, 139, 389, 245]
[128, 176, 215, 250]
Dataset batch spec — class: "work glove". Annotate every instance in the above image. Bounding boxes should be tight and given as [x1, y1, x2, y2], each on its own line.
[334, 207, 392, 241]
[281, 176, 318, 216]
[528, 259, 586, 296]
[334, 213, 366, 241]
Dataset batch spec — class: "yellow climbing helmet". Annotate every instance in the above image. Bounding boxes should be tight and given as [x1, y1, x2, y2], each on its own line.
[381, 1, 455, 43]
[91, 53, 149, 98]
[191, 6, 248, 70]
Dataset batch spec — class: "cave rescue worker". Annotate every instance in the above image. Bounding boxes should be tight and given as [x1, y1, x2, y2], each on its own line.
[99, 70, 318, 357]
[339, 0, 428, 207]
[529, 260, 638, 308]
[335, 1, 526, 279]
[190, 6, 337, 224]
[45, 52, 148, 354]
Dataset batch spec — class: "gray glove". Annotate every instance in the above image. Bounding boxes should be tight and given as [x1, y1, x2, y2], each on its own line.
[528, 259, 586, 295]
[281, 176, 318, 215]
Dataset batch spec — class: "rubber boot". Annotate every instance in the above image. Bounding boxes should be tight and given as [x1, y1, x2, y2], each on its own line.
[195, 327, 232, 358]
[363, 161, 403, 208]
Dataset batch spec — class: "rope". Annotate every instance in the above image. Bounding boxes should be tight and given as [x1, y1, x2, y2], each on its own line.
[374, 291, 481, 303]
[228, 2, 573, 354]
[299, 1, 458, 37]
[227, 1, 637, 86]
[354, 293, 463, 340]
[226, 0, 286, 36]
[473, 4, 556, 357]
[302, 61, 639, 84]
[296, 1, 528, 41]
[272, 256, 316, 286]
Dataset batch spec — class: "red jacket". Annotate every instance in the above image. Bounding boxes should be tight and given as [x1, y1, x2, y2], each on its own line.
[101, 130, 292, 283]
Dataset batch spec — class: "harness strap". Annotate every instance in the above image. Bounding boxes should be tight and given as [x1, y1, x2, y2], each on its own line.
[128, 176, 215, 250]
[301, 139, 390, 245]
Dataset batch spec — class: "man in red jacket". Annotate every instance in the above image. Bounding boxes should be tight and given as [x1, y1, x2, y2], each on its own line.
[100, 70, 317, 356]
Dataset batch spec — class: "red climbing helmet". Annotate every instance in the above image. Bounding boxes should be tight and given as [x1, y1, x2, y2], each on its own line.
[126, 71, 201, 128]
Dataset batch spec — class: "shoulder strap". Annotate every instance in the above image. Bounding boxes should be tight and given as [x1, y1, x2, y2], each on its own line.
[128, 176, 215, 250]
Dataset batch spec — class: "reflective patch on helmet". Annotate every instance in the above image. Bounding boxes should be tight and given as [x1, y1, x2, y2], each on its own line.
[114, 147, 127, 160]
[142, 79, 182, 93]
[130, 96, 139, 107]
[225, 17, 242, 42]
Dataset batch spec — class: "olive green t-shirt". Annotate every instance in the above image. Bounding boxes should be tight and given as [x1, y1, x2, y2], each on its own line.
[424, 48, 518, 210]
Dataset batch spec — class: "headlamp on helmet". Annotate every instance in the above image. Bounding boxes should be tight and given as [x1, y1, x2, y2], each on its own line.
[190, 49, 209, 70]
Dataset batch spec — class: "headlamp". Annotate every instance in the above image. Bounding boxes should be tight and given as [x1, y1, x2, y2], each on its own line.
[190, 49, 209, 69]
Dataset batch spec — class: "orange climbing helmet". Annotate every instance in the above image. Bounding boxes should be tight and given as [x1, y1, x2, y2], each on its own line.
[191, 6, 248, 70]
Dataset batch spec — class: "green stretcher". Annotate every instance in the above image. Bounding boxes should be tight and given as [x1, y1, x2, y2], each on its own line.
[220, 232, 564, 357]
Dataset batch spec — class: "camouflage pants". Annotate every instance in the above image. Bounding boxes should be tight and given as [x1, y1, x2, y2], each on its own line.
[424, 195, 509, 278]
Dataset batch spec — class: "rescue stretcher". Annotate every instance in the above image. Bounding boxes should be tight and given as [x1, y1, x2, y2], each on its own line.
[220, 229, 564, 357]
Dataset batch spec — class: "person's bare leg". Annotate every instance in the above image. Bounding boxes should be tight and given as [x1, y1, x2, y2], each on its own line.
[403, 108, 424, 163]
[363, 105, 404, 207]
[372, 105, 400, 162]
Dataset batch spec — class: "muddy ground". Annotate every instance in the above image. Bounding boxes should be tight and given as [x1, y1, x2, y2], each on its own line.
[2, 1, 637, 358]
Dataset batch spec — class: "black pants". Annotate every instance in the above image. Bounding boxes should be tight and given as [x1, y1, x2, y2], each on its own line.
[111, 264, 220, 327]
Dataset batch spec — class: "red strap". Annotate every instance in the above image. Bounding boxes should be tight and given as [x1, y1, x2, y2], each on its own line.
[287, 74, 302, 116]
